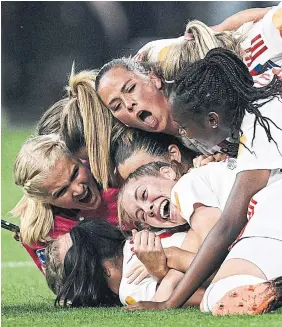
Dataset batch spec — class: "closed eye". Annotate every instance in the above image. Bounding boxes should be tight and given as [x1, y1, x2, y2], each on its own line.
[142, 189, 148, 201]
[127, 84, 136, 93]
[136, 209, 146, 222]
[55, 187, 67, 199]
[112, 103, 122, 112]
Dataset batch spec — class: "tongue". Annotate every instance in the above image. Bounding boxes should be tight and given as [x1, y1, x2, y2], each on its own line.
[143, 115, 156, 125]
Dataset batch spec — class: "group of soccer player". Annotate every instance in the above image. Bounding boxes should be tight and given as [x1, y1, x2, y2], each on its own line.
[10, 2, 282, 315]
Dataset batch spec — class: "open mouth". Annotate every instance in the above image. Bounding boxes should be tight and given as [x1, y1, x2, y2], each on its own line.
[79, 187, 92, 204]
[159, 199, 170, 220]
[138, 110, 158, 128]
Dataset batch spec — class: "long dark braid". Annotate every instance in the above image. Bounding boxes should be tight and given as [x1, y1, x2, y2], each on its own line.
[170, 48, 282, 148]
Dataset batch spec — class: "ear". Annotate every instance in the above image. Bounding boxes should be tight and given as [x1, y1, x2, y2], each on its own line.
[159, 166, 177, 180]
[149, 73, 162, 90]
[103, 260, 112, 278]
[168, 144, 182, 163]
[207, 112, 219, 129]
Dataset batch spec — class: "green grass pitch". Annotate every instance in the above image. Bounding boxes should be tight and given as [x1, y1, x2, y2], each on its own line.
[2, 127, 282, 326]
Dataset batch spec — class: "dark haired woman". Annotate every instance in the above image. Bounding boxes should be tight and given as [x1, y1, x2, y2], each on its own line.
[124, 48, 282, 312]
[45, 220, 206, 307]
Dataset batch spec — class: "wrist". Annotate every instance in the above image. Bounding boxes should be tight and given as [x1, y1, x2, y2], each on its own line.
[152, 266, 169, 281]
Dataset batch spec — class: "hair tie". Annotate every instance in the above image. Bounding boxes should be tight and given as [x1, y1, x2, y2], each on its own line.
[164, 79, 175, 84]
[184, 32, 194, 40]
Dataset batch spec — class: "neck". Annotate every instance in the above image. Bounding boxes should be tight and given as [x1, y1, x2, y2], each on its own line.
[164, 120, 180, 135]
[105, 255, 123, 295]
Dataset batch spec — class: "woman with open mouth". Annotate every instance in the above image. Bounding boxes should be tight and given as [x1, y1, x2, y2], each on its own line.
[57, 4, 281, 185]
[118, 161, 282, 315]
[11, 133, 119, 274]
[94, 4, 281, 149]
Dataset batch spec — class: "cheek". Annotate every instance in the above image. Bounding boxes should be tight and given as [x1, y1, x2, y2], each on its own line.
[52, 194, 76, 209]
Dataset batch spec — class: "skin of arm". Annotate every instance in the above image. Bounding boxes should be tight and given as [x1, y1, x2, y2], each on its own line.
[212, 7, 271, 32]
[125, 169, 270, 310]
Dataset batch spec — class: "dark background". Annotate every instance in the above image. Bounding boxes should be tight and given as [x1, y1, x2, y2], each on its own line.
[2, 1, 277, 126]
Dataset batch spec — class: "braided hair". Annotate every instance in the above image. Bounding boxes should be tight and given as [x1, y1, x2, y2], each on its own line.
[169, 48, 282, 148]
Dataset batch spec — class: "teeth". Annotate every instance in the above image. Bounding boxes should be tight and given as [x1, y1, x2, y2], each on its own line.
[160, 199, 170, 220]
[79, 188, 90, 203]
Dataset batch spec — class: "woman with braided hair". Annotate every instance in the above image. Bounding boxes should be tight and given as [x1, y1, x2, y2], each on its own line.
[124, 48, 282, 314]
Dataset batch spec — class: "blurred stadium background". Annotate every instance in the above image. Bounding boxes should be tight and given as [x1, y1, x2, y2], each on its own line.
[2, 2, 281, 326]
[2, 1, 278, 126]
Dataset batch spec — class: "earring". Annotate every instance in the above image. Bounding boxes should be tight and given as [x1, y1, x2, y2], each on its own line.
[178, 127, 187, 136]
[212, 124, 218, 129]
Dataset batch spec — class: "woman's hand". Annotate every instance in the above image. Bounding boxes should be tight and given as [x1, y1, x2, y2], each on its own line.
[193, 153, 228, 168]
[125, 262, 149, 284]
[12, 231, 21, 242]
[164, 247, 196, 272]
[124, 300, 169, 311]
[132, 230, 169, 281]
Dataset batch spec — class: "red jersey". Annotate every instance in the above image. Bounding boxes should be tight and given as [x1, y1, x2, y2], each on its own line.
[23, 188, 119, 274]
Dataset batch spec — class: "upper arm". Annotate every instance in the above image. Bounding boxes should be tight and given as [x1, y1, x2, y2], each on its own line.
[212, 7, 271, 32]
[190, 206, 221, 245]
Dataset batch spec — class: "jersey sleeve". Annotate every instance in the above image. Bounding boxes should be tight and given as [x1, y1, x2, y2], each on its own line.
[241, 2, 282, 75]
[170, 166, 221, 225]
[236, 97, 282, 174]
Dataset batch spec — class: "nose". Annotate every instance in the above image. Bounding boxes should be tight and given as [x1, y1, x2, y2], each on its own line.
[71, 182, 85, 197]
[124, 96, 137, 112]
[146, 204, 154, 217]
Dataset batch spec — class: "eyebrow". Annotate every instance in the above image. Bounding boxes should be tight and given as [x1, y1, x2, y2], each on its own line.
[108, 79, 132, 106]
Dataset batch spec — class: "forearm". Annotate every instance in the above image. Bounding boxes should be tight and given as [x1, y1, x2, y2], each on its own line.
[152, 269, 184, 302]
[165, 247, 196, 273]
[165, 170, 270, 308]
[212, 7, 271, 32]
[165, 216, 241, 307]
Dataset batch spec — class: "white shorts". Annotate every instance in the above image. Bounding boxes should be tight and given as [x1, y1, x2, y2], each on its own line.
[226, 237, 282, 280]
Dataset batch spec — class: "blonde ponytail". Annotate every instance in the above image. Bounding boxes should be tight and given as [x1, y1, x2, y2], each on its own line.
[11, 195, 53, 245]
[163, 20, 242, 81]
[62, 66, 115, 189]
[12, 134, 71, 245]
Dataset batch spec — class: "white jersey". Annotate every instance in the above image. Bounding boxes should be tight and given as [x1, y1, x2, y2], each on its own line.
[119, 232, 186, 306]
[240, 2, 282, 76]
[236, 96, 282, 184]
[170, 161, 236, 225]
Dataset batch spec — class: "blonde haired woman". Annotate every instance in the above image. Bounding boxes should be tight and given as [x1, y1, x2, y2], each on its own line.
[135, 4, 281, 80]
[11, 134, 119, 273]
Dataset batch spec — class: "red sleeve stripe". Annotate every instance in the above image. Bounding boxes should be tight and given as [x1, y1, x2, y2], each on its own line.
[250, 40, 264, 54]
[251, 45, 268, 63]
[251, 34, 262, 44]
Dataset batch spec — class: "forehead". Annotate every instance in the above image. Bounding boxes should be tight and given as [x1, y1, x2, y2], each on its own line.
[119, 151, 165, 179]
[41, 156, 76, 194]
[98, 67, 144, 93]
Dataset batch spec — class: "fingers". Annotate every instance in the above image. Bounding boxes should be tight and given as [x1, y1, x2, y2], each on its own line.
[193, 155, 207, 168]
[272, 67, 282, 80]
[212, 153, 228, 162]
[125, 262, 142, 278]
[199, 155, 215, 166]
[147, 231, 155, 249]
[133, 230, 141, 249]
[140, 229, 149, 247]
[131, 269, 149, 285]
[132, 229, 137, 242]
[193, 153, 228, 168]
[154, 235, 162, 249]
[127, 266, 148, 284]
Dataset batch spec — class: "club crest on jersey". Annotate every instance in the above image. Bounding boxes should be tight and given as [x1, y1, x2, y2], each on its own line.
[36, 248, 47, 266]
[227, 157, 237, 170]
